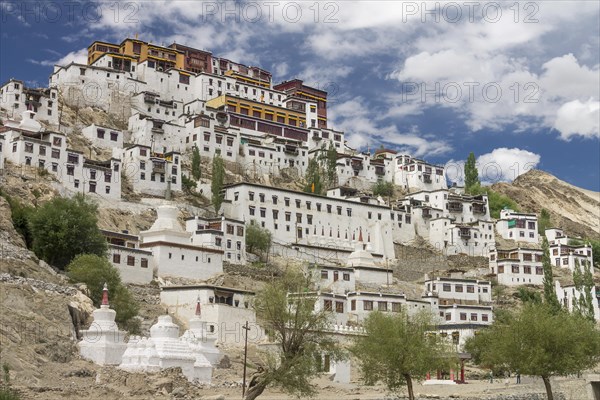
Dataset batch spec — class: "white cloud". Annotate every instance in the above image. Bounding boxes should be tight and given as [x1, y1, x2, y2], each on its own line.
[554, 99, 600, 140]
[28, 48, 88, 67]
[477, 148, 541, 184]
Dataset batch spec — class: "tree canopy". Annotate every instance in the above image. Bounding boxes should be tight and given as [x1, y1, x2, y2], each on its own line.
[211, 155, 225, 213]
[372, 180, 395, 199]
[245, 222, 272, 260]
[191, 145, 201, 180]
[351, 310, 456, 400]
[464, 152, 480, 193]
[541, 236, 561, 313]
[67, 254, 139, 331]
[538, 208, 551, 235]
[325, 143, 338, 188]
[28, 194, 107, 270]
[465, 303, 600, 400]
[304, 157, 324, 195]
[244, 272, 342, 400]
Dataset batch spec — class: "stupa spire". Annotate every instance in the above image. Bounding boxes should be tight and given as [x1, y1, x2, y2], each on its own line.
[101, 283, 109, 306]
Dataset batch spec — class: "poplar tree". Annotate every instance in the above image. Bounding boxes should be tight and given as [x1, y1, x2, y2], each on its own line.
[211, 155, 225, 213]
[191, 145, 201, 180]
[464, 152, 480, 193]
[326, 143, 338, 187]
[541, 237, 561, 313]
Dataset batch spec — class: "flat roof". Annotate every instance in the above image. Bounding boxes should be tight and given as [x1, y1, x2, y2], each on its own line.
[161, 284, 254, 295]
[224, 182, 392, 210]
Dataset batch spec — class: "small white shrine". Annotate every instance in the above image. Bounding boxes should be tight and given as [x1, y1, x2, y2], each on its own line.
[180, 297, 223, 366]
[78, 284, 127, 365]
[119, 314, 213, 383]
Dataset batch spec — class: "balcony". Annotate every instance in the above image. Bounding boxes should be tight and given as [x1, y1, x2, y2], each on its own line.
[473, 205, 486, 214]
[422, 209, 432, 219]
[152, 161, 166, 174]
[144, 94, 156, 104]
[375, 167, 385, 176]
[448, 202, 463, 213]
[459, 228, 471, 238]
[351, 162, 363, 171]
[284, 145, 299, 156]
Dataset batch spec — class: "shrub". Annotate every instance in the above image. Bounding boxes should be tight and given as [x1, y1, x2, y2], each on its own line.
[28, 194, 107, 270]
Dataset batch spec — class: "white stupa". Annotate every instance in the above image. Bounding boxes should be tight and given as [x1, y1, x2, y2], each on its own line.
[119, 314, 213, 383]
[78, 284, 127, 365]
[180, 296, 223, 366]
[346, 228, 376, 268]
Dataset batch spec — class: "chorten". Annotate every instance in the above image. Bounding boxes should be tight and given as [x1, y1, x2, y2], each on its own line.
[346, 228, 376, 268]
[78, 284, 127, 365]
[119, 314, 213, 383]
[180, 296, 223, 366]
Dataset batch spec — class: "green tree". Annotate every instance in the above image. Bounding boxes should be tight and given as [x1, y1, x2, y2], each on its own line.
[245, 222, 272, 261]
[181, 174, 197, 194]
[464, 152, 480, 193]
[541, 237, 561, 313]
[372, 180, 394, 200]
[325, 143, 338, 187]
[304, 157, 324, 195]
[538, 209, 551, 235]
[191, 145, 201, 180]
[573, 259, 596, 322]
[351, 310, 456, 400]
[67, 254, 139, 328]
[28, 194, 107, 270]
[1, 193, 34, 248]
[244, 272, 342, 400]
[211, 155, 225, 213]
[516, 287, 542, 304]
[469, 186, 519, 219]
[465, 303, 600, 400]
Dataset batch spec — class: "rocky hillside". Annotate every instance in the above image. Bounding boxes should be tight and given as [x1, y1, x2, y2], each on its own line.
[492, 170, 600, 239]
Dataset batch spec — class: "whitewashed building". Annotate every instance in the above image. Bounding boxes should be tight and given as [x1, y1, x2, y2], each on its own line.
[185, 216, 247, 264]
[102, 229, 154, 284]
[221, 182, 396, 264]
[555, 281, 600, 321]
[424, 276, 493, 305]
[546, 228, 594, 272]
[139, 205, 223, 280]
[392, 154, 447, 192]
[0, 79, 59, 126]
[121, 144, 182, 197]
[496, 209, 539, 243]
[1, 111, 121, 200]
[160, 284, 259, 346]
[489, 247, 544, 286]
[82, 124, 124, 149]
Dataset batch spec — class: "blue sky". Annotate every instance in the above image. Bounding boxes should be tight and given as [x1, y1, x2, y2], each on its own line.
[1, 1, 599, 190]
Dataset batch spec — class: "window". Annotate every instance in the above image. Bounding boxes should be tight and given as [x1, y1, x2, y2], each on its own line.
[141, 258, 148, 268]
[445, 313, 452, 321]
[337, 206, 342, 215]
[24, 143, 34, 153]
[536, 267, 544, 275]
[74, 179, 79, 188]
[333, 271, 339, 281]
[113, 254, 121, 263]
[326, 205, 332, 213]
[482, 314, 489, 322]
[363, 300, 373, 311]
[470, 313, 478, 321]
[460, 313, 467, 321]
[335, 302, 344, 313]
[272, 210, 279, 220]
[343, 273, 350, 281]
[512, 265, 520, 273]
[378, 301, 388, 311]
[249, 206, 255, 216]
[455, 284, 463, 292]
[89, 182, 96, 193]
[51, 149, 60, 159]
[467, 285, 475, 293]
[351, 300, 356, 311]
[321, 270, 328, 279]
[67, 165, 74, 176]
[443, 284, 451, 292]
[110, 132, 118, 141]
[39, 146, 46, 156]
[127, 256, 135, 266]
[392, 303, 401, 312]
[323, 300, 332, 311]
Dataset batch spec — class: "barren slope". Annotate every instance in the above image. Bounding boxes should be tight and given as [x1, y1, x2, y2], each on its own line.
[492, 169, 600, 239]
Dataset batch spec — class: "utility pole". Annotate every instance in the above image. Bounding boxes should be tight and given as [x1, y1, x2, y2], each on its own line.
[242, 321, 250, 399]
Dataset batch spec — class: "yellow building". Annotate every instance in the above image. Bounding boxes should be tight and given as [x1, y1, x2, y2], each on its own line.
[87, 38, 185, 71]
[207, 95, 307, 128]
